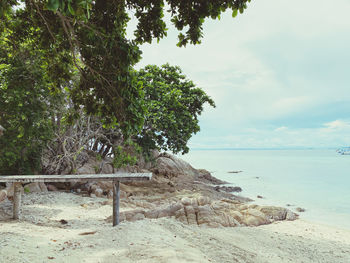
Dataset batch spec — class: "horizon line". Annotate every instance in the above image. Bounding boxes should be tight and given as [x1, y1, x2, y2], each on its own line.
[189, 147, 341, 151]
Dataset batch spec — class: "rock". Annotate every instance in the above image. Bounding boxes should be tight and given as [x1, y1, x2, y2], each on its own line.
[167, 202, 183, 216]
[239, 204, 248, 210]
[5, 183, 14, 197]
[150, 149, 160, 160]
[181, 197, 192, 206]
[69, 179, 84, 189]
[77, 156, 114, 175]
[131, 213, 145, 221]
[123, 209, 145, 221]
[0, 190, 7, 202]
[197, 205, 212, 225]
[47, 184, 58, 191]
[39, 183, 48, 192]
[197, 169, 228, 185]
[157, 209, 169, 218]
[214, 186, 242, 193]
[94, 188, 104, 197]
[241, 208, 270, 226]
[95, 181, 113, 190]
[295, 207, 306, 212]
[151, 153, 199, 177]
[245, 208, 270, 224]
[106, 196, 298, 227]
[174, 208, 187, 223]
[257, 206, 298, 222]
[244, 216, 266, 226]
[184, 205, 197, 225]
[24, 183, 42, 193]
[107, 190, 113, 199]
[197, 196, 210, 206]
[230, 211, 243, 223]
[257, 195, 263, 199]
[286, 210, 298, 220]
[145, 209, 159, 219]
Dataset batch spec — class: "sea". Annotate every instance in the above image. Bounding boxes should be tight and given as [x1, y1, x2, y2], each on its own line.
[180, 149, 350, 229]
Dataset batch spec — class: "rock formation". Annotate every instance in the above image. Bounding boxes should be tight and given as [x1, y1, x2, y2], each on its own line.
[0, 151, 299, 228]
[106, 196, 298, 227]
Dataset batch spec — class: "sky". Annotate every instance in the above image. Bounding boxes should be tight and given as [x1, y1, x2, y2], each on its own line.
[129, 0, 350, 149]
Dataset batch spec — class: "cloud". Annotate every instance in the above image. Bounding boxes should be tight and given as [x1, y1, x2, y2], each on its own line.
[127, 0, 350, 148]
[323, 120, 350, 131]
[275, 126, 288, 132]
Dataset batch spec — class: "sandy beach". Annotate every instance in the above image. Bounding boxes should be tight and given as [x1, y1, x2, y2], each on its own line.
[1, 191, 350, 263]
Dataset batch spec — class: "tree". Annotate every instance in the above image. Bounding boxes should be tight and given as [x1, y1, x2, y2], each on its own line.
[136, 64, 215, 155]
[0, 27, 65, 174]
[0, 1, 252, 174]
[1, 0, 251, 135]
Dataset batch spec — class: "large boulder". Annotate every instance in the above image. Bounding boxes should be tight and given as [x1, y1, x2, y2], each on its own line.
[197, 169, 228, 185]
[76, 156, 114, 175]
[151, 153, 199, 177]
[257, 206, 298, 221]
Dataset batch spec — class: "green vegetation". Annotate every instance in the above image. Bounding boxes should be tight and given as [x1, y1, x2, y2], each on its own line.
[137, 64, 215, 155]
[0, 0, 251, 174]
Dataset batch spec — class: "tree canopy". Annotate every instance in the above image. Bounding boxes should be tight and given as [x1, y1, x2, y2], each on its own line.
[137, 64, 215, 155]
[0, 0, 252, 174]
[1, 0, 251, 134]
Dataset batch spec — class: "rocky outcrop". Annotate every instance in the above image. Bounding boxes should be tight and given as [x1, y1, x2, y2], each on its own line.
[197, 169, 228, 185]
[151, 153, 199, 177]
[106, 196, 298, 227]
[214, 186, 242, 193]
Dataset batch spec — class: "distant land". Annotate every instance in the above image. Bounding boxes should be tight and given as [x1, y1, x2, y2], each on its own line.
[190, 147, 339, 151]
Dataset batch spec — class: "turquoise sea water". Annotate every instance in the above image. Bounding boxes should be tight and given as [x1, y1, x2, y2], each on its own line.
[180, 149, 350, 229]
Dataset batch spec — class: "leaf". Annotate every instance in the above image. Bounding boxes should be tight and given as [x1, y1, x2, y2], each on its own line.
[68, 3, 75, 15]
[47, 0, 60, 11]
[232, 9, 238, 18]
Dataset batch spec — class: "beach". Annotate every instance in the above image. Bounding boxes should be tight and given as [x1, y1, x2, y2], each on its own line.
[1, 152, 350, 263]
[1, 191, 350, 263]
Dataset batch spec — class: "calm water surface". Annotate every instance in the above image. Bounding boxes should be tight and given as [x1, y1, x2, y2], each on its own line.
[180, 149, 350, 229]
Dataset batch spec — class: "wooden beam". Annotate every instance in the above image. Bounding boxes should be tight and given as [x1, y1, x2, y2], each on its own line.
[0, 173, 152, 183]
[113, 181, 120, 226]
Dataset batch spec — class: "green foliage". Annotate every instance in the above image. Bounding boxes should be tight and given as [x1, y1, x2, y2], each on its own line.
[0, 11, 68, 175]
[0, 0, 251, 173]
[0, 45, 53, 174]
[1, 0, 251, 137]
[112, 139, 141, 169]
[136, 64, 215, 155]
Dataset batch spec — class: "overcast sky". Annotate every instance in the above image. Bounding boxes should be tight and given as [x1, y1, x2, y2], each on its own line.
[130, 0, 350, 149]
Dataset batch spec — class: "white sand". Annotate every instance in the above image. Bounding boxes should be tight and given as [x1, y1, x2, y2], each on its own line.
[1, 192, 350, 263]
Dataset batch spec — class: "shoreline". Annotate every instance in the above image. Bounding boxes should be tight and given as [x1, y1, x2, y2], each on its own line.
[180, 149, 350, 232]
[1, 191, 350, 263]
[1, 153, 350, 262]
